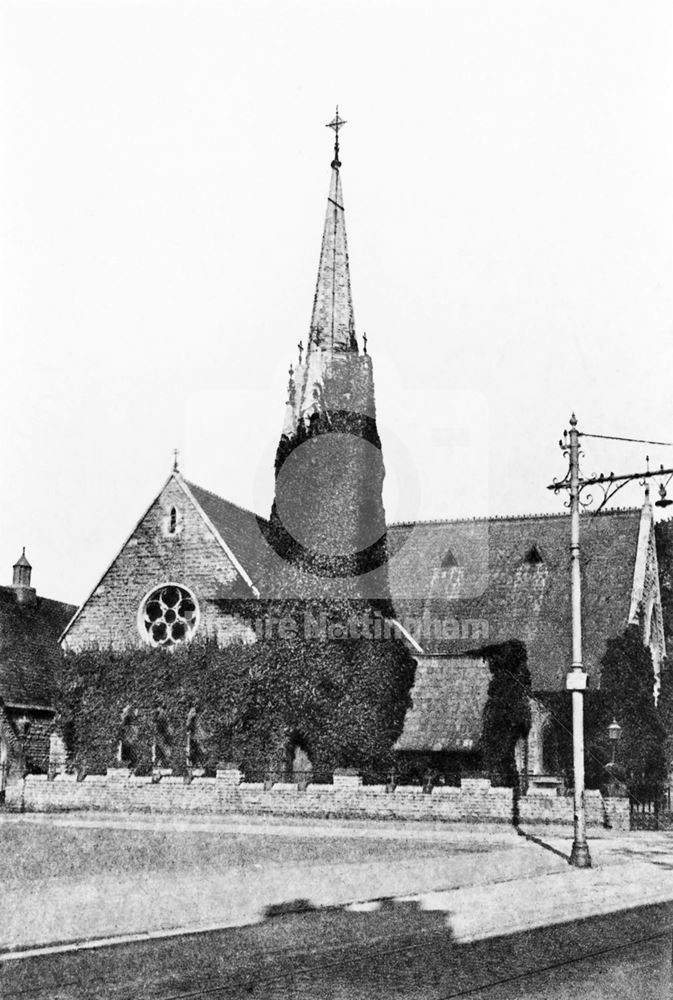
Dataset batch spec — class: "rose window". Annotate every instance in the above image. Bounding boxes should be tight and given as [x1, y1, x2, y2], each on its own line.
[141, 585, 198, 647]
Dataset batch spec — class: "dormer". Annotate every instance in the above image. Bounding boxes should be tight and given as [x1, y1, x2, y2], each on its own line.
[441, 549, 458, 570]
[523, 544, 544, 566]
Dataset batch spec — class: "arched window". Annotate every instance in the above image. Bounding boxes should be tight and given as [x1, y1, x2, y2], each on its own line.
[186, 706, 202, 768]
[153, 707, 171, 768]
[118, 705, 137, 768]
[169, 507, 177, 534]
[285, 732, 313, 786]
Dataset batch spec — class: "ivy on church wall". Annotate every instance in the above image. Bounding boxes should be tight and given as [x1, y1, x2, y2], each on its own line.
[58, 626, 416, 778]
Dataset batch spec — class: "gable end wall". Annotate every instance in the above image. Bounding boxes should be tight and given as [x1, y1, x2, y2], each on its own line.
[63, 479, 256, 651]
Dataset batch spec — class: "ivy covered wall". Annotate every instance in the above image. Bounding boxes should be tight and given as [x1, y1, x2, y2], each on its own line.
[58, 627, 416, 779]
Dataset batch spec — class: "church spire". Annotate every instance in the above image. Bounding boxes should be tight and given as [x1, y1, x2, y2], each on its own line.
[308, 107, 357, 354]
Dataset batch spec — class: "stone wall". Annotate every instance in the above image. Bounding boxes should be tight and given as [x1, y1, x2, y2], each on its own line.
[4, 770, 630, 830]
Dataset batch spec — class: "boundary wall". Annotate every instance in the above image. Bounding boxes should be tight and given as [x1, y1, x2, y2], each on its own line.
[4, 769, 630, 830]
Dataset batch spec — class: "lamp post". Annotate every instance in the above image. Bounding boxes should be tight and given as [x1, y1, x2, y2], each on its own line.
[606, 719, 622, 798]
[566, 415, 591, 867]
[548, 414, 673, 867]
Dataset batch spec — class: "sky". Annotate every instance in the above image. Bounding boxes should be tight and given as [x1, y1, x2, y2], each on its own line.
[1, 0, 673, 605]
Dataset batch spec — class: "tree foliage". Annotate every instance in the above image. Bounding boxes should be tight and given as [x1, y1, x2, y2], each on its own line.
[587, 625, 666, 797]
[479, 640, 532, 786]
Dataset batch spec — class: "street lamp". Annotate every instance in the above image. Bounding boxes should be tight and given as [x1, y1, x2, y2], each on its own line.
[548, 414, 673, 868]
[655, 481, 673, 509]
[608, 718, 622, 765]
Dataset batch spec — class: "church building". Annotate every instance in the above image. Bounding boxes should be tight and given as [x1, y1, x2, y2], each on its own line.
[42, 114, 671, 781]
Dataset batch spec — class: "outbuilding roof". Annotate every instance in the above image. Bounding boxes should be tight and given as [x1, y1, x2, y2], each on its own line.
[0, 587, 75, 707]
[395, 655, 491, 753]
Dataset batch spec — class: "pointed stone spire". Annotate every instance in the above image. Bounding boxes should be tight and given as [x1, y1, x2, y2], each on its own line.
[308, 108, 357, 354]
[270, 112, 390, 602]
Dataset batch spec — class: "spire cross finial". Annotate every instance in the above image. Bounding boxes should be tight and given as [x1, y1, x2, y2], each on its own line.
[326, 105, 346, 168]
[363, 331, 368, 354]
[173, 448, 179, 473]
[298, 340, 303, 364]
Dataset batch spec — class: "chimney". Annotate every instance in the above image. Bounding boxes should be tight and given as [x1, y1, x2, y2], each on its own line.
[12, 548, 36, 605]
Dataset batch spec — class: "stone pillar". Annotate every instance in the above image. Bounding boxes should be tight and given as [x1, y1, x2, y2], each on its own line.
[333, 769, 362, 791]
[216, 764, 242, 786]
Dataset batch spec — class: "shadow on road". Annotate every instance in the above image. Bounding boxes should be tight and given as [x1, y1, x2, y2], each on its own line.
[3, 895, 673, 999]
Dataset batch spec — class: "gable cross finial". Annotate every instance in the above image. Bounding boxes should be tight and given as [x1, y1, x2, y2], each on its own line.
[173, 448, 179, 473]
[298, 340, 303, 364]
[326, 105, 346, 168]
[362, 331, 368, 355]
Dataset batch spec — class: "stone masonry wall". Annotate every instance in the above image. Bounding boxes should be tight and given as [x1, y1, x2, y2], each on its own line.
[64, 476, 256, 651]
[5, 771, 631, 830]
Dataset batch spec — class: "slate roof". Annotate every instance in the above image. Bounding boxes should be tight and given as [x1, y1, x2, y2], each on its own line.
[386, 508, 643, 692]
[173, 481, 644, 695]
[395, 655, 491, 752]
[185, 481, 271, 591]
[0, 587, 75, 707]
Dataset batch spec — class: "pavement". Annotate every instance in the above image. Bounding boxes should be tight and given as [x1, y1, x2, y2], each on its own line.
[2, 811, 673, 960]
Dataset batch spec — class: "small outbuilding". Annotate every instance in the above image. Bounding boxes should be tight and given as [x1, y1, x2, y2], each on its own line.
[0, 551, 75, 789]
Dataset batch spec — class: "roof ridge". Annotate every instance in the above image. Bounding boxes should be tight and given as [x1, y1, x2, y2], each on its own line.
[0, 584, 76, 612]
[388, 506, 642, 528]
[184, 480, 267, 523]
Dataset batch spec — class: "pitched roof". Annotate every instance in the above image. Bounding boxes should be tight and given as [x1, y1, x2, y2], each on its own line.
[395, 655, 491, 752]
[387, 507, 644, 691]
[0, 587, 75, 707]
[184, 481, 270, 592]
